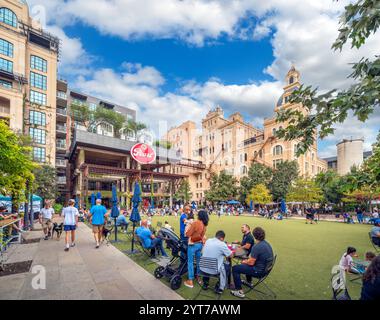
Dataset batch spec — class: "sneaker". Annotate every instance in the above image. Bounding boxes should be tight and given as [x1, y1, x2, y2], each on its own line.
[196, 276, 203, 286]
[44, 236, 49, 240]
[184, 280, 194, 288]
[215, 288, 224, 295]
[71, 243, 76, 248]
[95, 244, 100, 249]
[64, 247, 69, 252]
[242, 280, 253, 289]
[202, 283, 209, 291]
[231, 290, 245, 298]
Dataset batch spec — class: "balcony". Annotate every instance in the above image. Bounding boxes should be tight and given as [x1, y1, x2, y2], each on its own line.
[56, 141, 66, 151]
[56, 124, 67, 132]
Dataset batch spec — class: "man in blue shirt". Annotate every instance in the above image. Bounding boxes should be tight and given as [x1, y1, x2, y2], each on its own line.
[89, 199, 108, 249]
[136, 220, 168, 257]
[180, 205, 190, 241]
[371, 221, 380, 247]
[116, 211, 129, 233]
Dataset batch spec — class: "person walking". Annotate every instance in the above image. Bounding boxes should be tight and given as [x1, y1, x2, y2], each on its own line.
[89, 199, 108, 249]
[62, 199, 79, 252]
[184, 210, 209, 289]
[39, 200, 55, 240]
[356, 207, 364, 224]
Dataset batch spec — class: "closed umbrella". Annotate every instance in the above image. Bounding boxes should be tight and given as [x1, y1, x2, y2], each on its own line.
[128, 182, 142, 254]
[250, 200, 254, 213]
[96, 192, 102, 200]
[90, 193, 96, 208]
[111, 185, 120, 242]
[281, 199, 287, 217]
[75, 196, 79, 209]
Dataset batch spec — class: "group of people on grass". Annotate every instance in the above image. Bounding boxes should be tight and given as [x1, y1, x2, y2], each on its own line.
[179, 206, 274, 299]
[339, 246, 380, 300]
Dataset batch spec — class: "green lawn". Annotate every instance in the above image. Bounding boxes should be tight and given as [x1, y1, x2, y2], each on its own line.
[111, 215, 374, 300]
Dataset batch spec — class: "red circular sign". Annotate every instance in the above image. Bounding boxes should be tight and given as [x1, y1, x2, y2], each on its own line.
[131, 143, 156, 164]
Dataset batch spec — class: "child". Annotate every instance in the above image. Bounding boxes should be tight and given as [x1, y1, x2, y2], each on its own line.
[184, 211, 195, 243]
[164, 221, 173, 230]
[339, 247, 360, 274]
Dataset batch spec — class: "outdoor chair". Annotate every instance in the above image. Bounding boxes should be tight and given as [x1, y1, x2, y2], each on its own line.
[243, 255, 277, 299]
[331, 265, 351, 300]
[368, 232, 380, 253]
[193, 257, 222, 300]
[134, 235, 160, 265]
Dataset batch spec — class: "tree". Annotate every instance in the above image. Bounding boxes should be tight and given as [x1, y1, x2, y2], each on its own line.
[124, 119, 147, 138]
[174, 179, 192, 203]
[154, 140, 172, 149]
[32, 165, 57, 201]
[276, 0, 380, 154]
[205, 171, 238, 203]
[287, 178, 323, 212]
[246, 184, 272, 205]
[315, 170, 345, 205]
[363, 130, 380, 186]
[342, 185, 380, 210]
[269, 161, 299, 201]
[0, 121, 36, 204]
[239, 163, 273, 202]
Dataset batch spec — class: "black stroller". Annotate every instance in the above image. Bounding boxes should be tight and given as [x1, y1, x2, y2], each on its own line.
[154, 227, 188, 290]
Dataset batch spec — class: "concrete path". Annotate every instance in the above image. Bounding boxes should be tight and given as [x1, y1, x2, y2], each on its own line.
[0, 223, 182, 300]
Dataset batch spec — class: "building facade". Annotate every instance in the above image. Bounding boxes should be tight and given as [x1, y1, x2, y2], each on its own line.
[164, 67, 328, 204]
[0, 0, 59, 165]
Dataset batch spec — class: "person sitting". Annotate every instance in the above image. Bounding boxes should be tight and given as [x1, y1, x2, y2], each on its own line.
[339, 247, 360, 274]
[370, 221, 380, 247]
[369, 208, 379, 225]
[234, 224, 254, 259]
[231, 227, 274, 298]
[135, 219, 168, 258]
[116, 211, 129, 233]
[200, 230, 233, 294]
[164, 221, 173, 231]
[360, 255, 380, 300]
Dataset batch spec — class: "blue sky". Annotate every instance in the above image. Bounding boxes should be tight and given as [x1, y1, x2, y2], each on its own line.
[27, 0, 379, 158]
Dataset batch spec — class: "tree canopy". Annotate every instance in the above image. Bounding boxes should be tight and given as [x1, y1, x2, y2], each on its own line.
[269, 161, 299, 201]
[276, 0, 380, 154]
[205, 171, 238, 203]
[174, 179, 192, 203]
[287, 178, 323, 205]
[32, 165, 58, 201]
[246, 184, 272, 205]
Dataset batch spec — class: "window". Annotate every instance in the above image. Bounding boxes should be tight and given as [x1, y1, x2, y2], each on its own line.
[241, 166, 248, 175]
[312, 153, 315, 161]
[259, 150, 263, 158]
[254, 151, 258, 158]
[0, 8, 17, 28]
[0, 79, 12, 89]
[305, 162, 309, 172]
[29, 128, 46, 144]
[30, 90, 47, 105]
[244, 153, 248, 162]
[89, 102, 97, 111]
[0, 57, 12, 72]
[57, 91, 66, 100]
[272, 128, 277, 136]
[289, 76, 294, 84]
[273, 145, 283, 156]
[31, 56, 47, 73]
[33, 147, 46, 163]
[294, 143, 300, 157]
[273, 159, 283, 169]
[29, 111, 46, 126]
[30, 72, 47, 90]
[0, 39, 13, 57]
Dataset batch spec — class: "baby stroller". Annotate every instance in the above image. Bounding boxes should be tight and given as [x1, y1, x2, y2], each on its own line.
[154, 227, 188, 290]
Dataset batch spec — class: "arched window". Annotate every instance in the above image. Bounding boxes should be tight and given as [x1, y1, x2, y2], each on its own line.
[0, 8, 17, 28]
[258, 150, 263, 158]
[294, 143, 299, 157]
[273, 145, 283, 156]
[272, 128, 277, 136]
[0, 39, 13, 57]
[240, 165, 248, 175]
[289, 76, 294, 84]
[254, 151, 258, 158]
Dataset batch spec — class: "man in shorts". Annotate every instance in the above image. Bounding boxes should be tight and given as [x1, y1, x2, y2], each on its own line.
[62, 199, 79, 252]
[89, 199, 108, 249]
[39, 201, 55, 240]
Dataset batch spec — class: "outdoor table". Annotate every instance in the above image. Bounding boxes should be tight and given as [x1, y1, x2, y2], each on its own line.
[0, 218, 22, 268]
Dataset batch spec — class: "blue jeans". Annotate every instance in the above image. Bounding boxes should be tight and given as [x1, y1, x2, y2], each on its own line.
[357, 214, 363, 223]
[187, 242, 203, 280]
[232, 264, 264, 290]
[150, 238, 168, 257]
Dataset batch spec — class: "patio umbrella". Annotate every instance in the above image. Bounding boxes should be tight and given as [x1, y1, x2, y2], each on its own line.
[250, 200, 254, 212]
[90, 193, 96, 208]
[75, 196, 79, 209]
[281, 199, 287, 217]
[96, 192, 102, 200]
[129, 182, 142, 254]
[227, 200, 240, 205]
[110, 185, 120, 242]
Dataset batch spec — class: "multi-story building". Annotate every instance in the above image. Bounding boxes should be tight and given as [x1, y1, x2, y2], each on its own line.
[0, 0, 59, 165]
[164, 67, 328, 204]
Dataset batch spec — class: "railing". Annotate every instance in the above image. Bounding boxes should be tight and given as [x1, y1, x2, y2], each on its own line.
[56, 108, 67, 116]
[57, 92, 67, 100]
[56, 125, 67, 132]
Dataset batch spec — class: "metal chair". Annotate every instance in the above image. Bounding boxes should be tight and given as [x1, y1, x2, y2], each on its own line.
[134, 235, 160, 265]
[193, 257, 222, 300]
[368, 232, 380, 253]
[331, 265, 351, 300]
[243, 255, 277, 299]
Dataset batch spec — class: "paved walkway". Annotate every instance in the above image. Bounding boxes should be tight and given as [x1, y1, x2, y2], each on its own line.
[0, 223, 182, 300]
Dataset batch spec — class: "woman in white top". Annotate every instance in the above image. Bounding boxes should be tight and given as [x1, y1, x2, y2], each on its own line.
[339, 247, 360, 274]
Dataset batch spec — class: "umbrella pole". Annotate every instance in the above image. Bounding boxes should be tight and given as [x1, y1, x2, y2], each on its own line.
[114, 217, 118, 242]
[131, 222, 135, 252]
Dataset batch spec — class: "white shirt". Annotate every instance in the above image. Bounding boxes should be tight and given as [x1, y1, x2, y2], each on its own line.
[373, 212, 379, 219]
[339, 253, 353, 271]
[40, 208, 54, 219]
[63, 206, 79, 226]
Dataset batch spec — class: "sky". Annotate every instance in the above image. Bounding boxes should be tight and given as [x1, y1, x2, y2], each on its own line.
[27, 0, 380, 158]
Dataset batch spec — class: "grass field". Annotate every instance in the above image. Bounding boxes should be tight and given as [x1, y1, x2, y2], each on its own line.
[112, 215, 374, 300]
